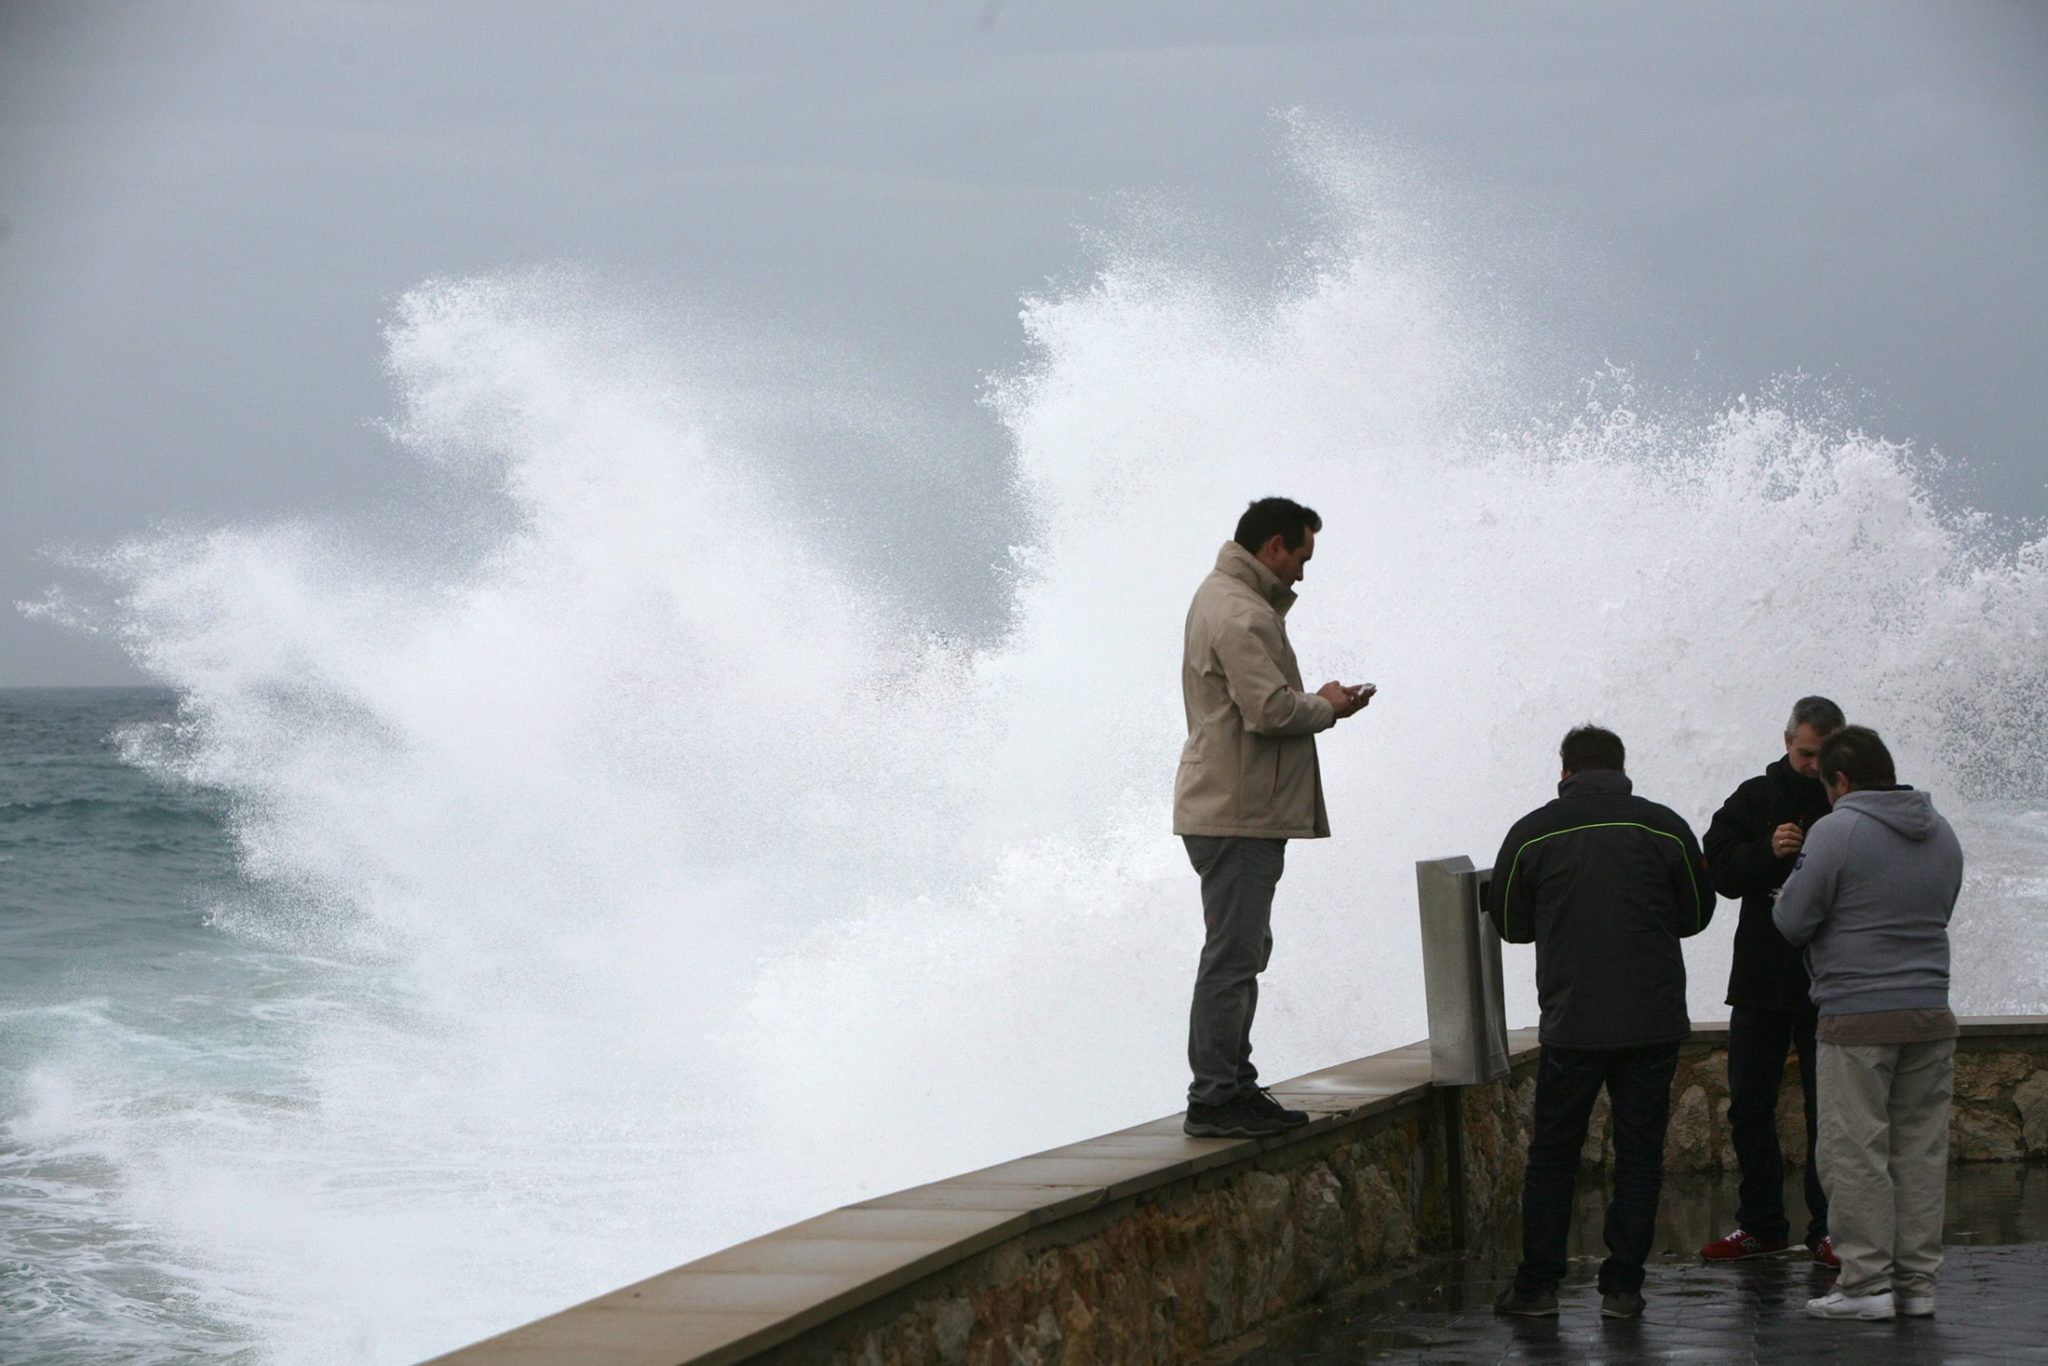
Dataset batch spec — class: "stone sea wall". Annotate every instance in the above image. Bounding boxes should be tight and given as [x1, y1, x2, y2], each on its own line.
[755, 1081, 1533, 1366]
[428, 1021, 2048, 1366]
[1626, 1024, 2048, 1171]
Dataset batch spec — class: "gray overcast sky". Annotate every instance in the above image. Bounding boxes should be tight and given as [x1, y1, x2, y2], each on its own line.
[3, 1, 2044, 685]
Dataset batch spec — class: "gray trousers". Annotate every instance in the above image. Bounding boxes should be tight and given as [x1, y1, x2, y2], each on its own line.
[1816, 1037, 1954, 1299]
[1184, 835, 1285, 1107]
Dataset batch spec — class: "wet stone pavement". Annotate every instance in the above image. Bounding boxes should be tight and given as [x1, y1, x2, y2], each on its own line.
[1223, 1163, 2048, 1364]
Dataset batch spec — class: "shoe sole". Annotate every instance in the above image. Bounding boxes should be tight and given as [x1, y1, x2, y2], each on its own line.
[1807, 1306, 1894, 1320]
[1701, 1246, 1797, 1262]
[1494, 1306, 1558, 1318]
[1182, 1121, 1283, 1138]
[1601, 1307, 1644, 1319]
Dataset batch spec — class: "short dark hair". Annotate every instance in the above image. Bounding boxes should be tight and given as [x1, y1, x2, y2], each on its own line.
[1560, 725, 1625, 774]
[1234, 497, 1321, 554]
[1786, 695, 1846, 738]
[1819, 724, 1896, 788]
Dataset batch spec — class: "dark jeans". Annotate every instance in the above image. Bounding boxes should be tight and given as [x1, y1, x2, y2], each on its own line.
[1183, 835, 1284, 1107]
[1727, 1002, 1826, 1244]
[1516, 1041, 1681, 1296]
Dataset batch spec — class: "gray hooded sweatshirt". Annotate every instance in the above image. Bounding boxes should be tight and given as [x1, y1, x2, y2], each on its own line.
[1772, 787, 1964, 1017]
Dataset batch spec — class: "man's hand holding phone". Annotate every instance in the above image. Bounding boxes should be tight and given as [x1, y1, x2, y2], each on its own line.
[1319, 680, 1377, 719]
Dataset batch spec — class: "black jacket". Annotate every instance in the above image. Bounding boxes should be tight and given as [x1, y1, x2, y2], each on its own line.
[1705, 755, 1833, 1012]
[1487, 769, 1715, 1049]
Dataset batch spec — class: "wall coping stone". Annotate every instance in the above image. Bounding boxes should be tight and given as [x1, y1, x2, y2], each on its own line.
[424, 1016, 2044, 1366]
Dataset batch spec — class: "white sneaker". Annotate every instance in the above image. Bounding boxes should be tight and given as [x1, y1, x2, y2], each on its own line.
[1806, 1289, 1895, 1320]
[1897, 1294, 1934, 1317]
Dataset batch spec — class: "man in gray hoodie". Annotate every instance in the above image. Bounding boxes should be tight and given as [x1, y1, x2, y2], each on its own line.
[1773, 725, 1964, 1323]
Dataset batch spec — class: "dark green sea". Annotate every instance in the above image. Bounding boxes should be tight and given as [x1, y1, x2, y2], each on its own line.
[1, 689, 269, 1361]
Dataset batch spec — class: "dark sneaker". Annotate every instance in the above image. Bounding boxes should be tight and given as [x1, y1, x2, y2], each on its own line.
[1493, 1286, 1559, 1317]
[1699, 1228, 1792, 1261]
[1183, 1095, 1285, 1138]
[1601, 1289, 1645, 1319]
[1244, 1086, 1311, 1128]
[1810, 1235, 1840, 1268]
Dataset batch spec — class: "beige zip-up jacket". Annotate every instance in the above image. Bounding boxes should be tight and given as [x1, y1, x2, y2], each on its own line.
[1172, 541, 1335, 839]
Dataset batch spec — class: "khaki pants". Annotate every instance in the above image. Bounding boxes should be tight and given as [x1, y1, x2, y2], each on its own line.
[1815, 1037, 1953, 1298]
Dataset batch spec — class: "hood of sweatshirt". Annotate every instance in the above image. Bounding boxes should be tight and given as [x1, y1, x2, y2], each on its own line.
[1833, 786, 1940, 841]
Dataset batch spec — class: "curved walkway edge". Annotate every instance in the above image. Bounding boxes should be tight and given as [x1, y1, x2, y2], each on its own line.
[425, 1018, 2048, 1366]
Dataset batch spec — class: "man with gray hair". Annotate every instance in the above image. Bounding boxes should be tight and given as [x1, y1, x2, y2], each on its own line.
[1698, 696, 1845, 1266]
[1774, 725, 1964, 1320]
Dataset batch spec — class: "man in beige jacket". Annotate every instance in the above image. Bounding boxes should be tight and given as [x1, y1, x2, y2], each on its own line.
[1176, 497, 1372, 1138]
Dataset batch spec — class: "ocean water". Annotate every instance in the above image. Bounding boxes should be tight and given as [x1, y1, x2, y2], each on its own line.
[0, 687, 311, 1358]
[7, 136, 2048, 1363]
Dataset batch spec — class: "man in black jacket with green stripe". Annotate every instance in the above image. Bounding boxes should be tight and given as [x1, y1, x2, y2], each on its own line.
[1487, 726, 1715, 1319]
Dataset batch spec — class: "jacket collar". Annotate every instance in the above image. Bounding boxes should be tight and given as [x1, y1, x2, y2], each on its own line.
[1559, 769, 1633, 799]
[1766, 754, 1827, 797]
[1215, 541, 1298, 615]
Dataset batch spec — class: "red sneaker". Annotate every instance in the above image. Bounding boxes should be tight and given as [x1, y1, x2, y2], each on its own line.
[1811, 1235, 1840, 1268]
[1699, 1228, 1792, 1261]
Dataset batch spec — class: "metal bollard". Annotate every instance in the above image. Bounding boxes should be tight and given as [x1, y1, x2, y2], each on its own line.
[1415, 855, 1511, 1086]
